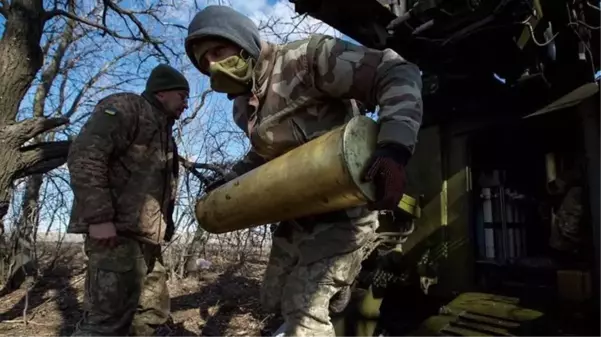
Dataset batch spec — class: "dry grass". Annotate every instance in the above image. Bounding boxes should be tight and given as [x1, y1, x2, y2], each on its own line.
[0, 242, 282, 336]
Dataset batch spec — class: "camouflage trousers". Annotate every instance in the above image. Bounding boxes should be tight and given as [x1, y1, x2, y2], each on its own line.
[72, 236, 170, 336]
[261, 206, 379, 337]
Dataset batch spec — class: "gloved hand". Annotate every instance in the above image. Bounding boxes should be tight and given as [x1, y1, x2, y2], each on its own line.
[361, 143, 410, 211]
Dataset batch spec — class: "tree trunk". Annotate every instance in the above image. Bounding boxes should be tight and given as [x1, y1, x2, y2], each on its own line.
[0, 0, 67, 225]
[0, 0, 45, 125]
[1, 174, 43, 290]
[0, 1, 78, 288]
[0, 0, 70, 289]
[17, 175, 43, 248]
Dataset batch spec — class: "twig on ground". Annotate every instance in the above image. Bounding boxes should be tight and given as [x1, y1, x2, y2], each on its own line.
[1, 319, 56, 326]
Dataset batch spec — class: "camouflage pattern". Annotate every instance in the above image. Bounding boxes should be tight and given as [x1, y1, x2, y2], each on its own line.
[261, 207, 379, 337]
[549, 186, 584, 252]
[72, 236, 170, 336]
[221, 33, 422, 336]
[66, 92, 179, 245]
[227, 34, 423, 178]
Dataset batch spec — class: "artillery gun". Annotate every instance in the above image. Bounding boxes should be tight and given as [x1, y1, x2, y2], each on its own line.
[285, 0, 600, 121]
[282, 0, 600, 335]
[195, 116, 542, 337]
[194, 0, 599, 334]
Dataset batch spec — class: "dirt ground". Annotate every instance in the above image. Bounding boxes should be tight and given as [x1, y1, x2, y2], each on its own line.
[0, 243, 281, 336]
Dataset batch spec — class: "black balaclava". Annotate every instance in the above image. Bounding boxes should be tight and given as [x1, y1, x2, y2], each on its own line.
[184, 5, 262, 74]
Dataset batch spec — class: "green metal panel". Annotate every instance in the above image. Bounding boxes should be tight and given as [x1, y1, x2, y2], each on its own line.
[434, 127, 475, 295]
[377, 123, 476, 297]
[397, 125, 444, 255]
[410, 292, 545, 336]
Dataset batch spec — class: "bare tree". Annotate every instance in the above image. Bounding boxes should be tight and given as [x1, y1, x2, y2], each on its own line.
[0, 0, 343, 286]
[0, 0, 186, 227]
[169, 85, 248, 276]
[0, 0, 186, 289]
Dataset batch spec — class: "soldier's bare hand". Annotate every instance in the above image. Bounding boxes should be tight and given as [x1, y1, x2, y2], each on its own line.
[89, 222, 118, 247]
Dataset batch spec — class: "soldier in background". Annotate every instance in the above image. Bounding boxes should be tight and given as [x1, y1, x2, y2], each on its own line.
[184, 6, 423, 336]
[66, 64, 190, 336]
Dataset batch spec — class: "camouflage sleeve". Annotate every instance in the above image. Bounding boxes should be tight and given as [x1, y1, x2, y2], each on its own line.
[307, 35, 423, 153]
[67, 96, 139, 226]
[226, 96, 267, 179]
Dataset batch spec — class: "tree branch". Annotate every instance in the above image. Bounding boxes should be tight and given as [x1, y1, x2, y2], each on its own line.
[178, 156, 230, 188]
[1, 117, 70, 148]
[181, 89, 213, 126]
[182, 166, 209, 186]
[179, 157, 227, 176]
[33, 3, 79, 121]
[103, 1, 177, 62]
[63, 44, 143, 119]
[43, 0, 170, 61]
[44, 9, 139, 41]
[15, 141, 72, 179]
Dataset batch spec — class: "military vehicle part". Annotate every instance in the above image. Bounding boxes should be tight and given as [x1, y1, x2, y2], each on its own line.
[334, 290, 546, 336]
[288, 0, 600, 130]
[410, 292, 545, 336]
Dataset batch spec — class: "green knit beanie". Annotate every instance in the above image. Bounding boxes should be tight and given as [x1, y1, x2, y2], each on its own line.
[146, 64, 190, 93]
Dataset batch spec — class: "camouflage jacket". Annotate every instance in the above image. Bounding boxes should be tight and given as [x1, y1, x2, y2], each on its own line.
[66, 92, 179, 245]
[227, 34, 423, 178]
